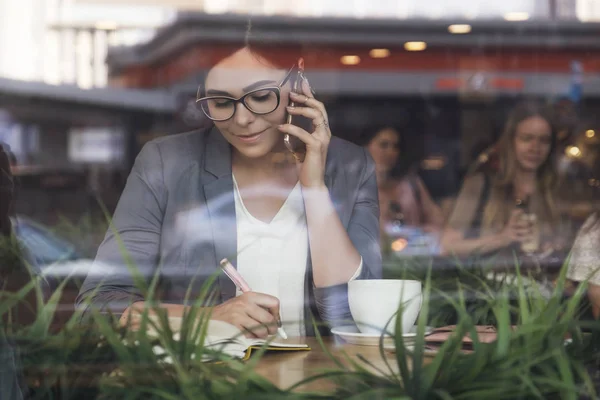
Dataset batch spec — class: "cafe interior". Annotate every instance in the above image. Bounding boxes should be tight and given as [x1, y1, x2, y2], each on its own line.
[2, 2, 600, 398]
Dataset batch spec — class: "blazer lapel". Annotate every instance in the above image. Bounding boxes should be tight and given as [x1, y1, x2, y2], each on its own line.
[203, 127, 237, 303]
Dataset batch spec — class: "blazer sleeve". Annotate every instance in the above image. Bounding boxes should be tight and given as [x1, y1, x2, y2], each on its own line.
[346, 148, 382, 279]
[313, 148, 382, 328]
[76, 141, 167, 319]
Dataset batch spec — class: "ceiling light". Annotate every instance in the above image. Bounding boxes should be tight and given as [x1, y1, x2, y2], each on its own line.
[448, 24, 472, 34]
[340, 55, 361, 65]
[369, 48, 390, 58]
[504, 12, 530, 21]
[404, 41, 427, 51]
[586, 129, 596, 138]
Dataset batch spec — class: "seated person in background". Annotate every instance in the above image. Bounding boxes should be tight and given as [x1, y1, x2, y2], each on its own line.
[0, 143, 26, 400]
[567, 212, 600, 318]
[361, 125, 444, 237]
[76, 28, 381, 338]
[0, 143, 13, 237]
[0, 142, 41, 313]
[441, 101, 561, 258]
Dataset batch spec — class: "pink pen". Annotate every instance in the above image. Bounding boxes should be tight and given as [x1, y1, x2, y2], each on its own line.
[219, 258, 288, 339]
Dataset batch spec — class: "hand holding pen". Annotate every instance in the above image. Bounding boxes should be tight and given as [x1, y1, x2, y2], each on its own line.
[211, 258, 288, 339]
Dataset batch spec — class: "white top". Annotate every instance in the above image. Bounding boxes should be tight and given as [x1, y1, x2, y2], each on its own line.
[232, 175, 362, 337]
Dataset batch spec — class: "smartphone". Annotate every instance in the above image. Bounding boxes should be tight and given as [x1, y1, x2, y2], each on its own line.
[284, 59, 312, 162]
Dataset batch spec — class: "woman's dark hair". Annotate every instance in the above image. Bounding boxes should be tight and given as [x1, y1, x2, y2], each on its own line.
[193, 18, 304, 129]
[357, 124, 403, 148]
[201, 18, 305, 80]
[243, 20, 304, 69]
[358, 124, 424, 178]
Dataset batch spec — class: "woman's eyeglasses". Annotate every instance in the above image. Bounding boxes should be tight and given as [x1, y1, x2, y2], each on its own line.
[196, 65, 296, 122]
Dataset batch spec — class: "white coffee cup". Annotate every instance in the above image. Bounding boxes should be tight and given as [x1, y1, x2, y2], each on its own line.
[348, 279, 422, 335]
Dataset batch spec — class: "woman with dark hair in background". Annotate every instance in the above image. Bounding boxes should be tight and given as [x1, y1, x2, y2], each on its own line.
[77, 23, 381, 338]
[442, 100, 561, 258]
[361, 125, 444, 237]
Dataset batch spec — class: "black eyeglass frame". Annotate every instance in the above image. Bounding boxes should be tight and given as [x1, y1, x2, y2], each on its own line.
[196, 64, 296, 122]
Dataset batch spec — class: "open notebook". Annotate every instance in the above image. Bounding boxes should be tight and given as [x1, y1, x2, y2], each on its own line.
[146, 317, 310, 360]
[204, 320, 310, 360]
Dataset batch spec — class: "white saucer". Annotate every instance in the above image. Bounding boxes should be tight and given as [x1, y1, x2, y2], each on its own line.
[401, 325, 434, 338]
[398, 344, 439, 356]
[331, 325, 433, 347]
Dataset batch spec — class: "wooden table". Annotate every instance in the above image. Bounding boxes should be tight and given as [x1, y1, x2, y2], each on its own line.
[254, 337, 400, 392]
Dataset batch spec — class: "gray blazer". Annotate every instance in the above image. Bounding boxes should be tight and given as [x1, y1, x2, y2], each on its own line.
[76, 127, 381, 335]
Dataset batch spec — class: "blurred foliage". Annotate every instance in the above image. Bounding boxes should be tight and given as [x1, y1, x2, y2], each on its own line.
[382, 252, 583, 327]
[51, 213, 109, 259]
[306, 265, 600, 399]
[1, 221, 600, 399]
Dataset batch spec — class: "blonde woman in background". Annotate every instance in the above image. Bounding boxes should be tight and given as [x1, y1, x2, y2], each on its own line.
[441, 101, 560, 258]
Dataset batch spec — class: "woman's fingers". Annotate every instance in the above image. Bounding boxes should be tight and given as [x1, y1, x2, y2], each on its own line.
[515, 219, 531, 231]
[237, 315, 269, 338]
[301, 77, 314, 99]
[278, 123, 318, 147]
[247, 292, 281, 333]
[245, 304, 278, 335]
[514, 227, 531, 239]
[213, 292, 282, 338]
[286, 99, 330, 142]
[231, 293, 281, 338]
[286, 105, 327, 127]
[290, 91, 328, 119]
[507, 210, 527, 229]
[289, 91, 330, 137]
[301, 77, 326, 115]
[296, 78, 331, 141]
[248, 292, 280, 317]
[509, 209, 525, 221]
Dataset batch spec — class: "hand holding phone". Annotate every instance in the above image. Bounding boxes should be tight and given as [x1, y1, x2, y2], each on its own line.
[284, 58, 311, 162]
[278, 59, 332, 188]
